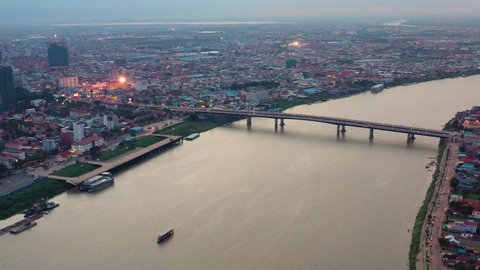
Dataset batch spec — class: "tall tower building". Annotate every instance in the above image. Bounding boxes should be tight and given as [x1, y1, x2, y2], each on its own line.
[0, 66, 16, 112]
[48, 39, 69, 67]
[73, 122, 85, 142]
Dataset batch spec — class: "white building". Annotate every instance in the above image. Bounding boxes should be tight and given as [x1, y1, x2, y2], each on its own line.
[30, 99, 46, 107]
[58, 76, 79, 88]
[73, 122, 85, 142]
[71, 135, 104, 154]
[472, 207, 480, 219]
[42, 138, 56, 153]
[103, 114, 119, 130]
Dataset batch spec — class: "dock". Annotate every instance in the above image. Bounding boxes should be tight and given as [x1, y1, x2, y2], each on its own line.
[49, 135, 182, 185]
[0, 212, 43, 237]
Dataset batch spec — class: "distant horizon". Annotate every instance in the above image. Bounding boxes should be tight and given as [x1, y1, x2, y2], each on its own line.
[2, 16, 480, 28]
[3, 0, 480, 25]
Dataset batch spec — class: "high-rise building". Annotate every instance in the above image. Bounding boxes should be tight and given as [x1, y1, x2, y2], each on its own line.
[103, 114, 119, 130]
[73, 122, 85, 142]
[48, 39, 69, 67]
[0, 66, 16, 112]
[42, 138, 56, 153]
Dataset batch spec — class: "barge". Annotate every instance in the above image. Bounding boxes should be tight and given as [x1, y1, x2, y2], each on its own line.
[10, 221, 37, 234]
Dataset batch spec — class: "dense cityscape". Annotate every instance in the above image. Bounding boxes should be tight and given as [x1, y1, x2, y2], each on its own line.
[1, 22, 480, 175]
[2, 17, 480, 270]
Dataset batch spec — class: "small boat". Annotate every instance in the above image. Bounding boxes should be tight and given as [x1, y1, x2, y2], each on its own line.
[157, 228, 174, 243]
[46, 202, 59, 210]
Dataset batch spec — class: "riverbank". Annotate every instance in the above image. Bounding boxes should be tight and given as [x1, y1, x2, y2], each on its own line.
[5, 73, 480, 270]
[159, 74, 480, 137]
[0, 178, 73, 220]
[2, 74, 477, 222]
[159, 114, 244, 136]
[0, 136, 180, 220]
[409, 139, 447, 270]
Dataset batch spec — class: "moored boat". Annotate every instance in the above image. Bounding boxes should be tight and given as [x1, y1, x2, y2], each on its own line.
[79, 172, 114, 193]
[185, 133, 200, 141]
[46, 202, 59, 210]
[157, 228, 174, 243]
[10, 221, 37, 234]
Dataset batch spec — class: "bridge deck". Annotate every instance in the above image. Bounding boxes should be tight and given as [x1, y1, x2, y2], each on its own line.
[168, 107, 452, 139]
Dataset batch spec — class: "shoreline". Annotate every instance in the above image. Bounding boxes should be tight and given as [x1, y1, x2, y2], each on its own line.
[410, 139, 448, 270]
[1, 74, 477, 222]
[160, 73, 480, 137]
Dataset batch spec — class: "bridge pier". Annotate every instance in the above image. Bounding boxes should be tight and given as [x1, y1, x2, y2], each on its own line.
[280, 119, 285, 127]
[407, 133, 416, 142]
[369, 128, 374, 139]
[247, 116, 252, 127]
[341, 125, 346, 134]
[337, 125, 341, 136]
[275, 118, 278, 128]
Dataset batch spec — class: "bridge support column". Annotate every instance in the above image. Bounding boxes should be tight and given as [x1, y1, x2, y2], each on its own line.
[341, 125, 346, 133]
[275, 118, 278, 128]
[337, 125, 341, 136]
[280, 119, 285, 127]
[407, 133, 416, 142]
[369, 128, 374, 139]
[247, 117, 252, 127]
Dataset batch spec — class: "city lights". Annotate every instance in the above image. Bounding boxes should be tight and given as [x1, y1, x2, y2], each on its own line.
[118, 76, 127, 84]
[288, 41, 301, 47]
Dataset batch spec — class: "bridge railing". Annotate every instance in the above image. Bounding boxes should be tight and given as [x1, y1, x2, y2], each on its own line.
[167, 107, 452, 138]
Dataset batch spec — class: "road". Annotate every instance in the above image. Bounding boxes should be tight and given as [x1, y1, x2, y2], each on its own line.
[417, 140, 459, 270]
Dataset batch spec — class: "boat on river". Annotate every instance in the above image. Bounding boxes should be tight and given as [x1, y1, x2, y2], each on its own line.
[78, 172, 114, 193]
[10, 221, 37, 234]
[185, 133, 200, 141]
[157, 228, 174, 243]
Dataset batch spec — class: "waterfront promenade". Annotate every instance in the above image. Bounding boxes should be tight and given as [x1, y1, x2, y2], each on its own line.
[417, 141, 459, 270]
[48, 135, 182, 185]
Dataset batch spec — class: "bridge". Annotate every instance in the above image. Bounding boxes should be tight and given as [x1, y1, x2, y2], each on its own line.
[167, 107, 453, 141]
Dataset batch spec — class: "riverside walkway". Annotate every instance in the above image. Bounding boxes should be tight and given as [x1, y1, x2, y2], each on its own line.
[49, 135, 182, 185]
[167, 107, 453, 140]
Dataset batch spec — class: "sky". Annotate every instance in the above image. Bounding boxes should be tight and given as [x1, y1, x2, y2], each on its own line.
[2, 0, 480, 24]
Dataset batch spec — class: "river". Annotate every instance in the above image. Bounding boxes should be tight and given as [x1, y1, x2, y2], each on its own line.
[2, 76, 480, 270]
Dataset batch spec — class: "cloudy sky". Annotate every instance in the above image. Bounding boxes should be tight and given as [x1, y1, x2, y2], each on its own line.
[2, 0, 480, 23]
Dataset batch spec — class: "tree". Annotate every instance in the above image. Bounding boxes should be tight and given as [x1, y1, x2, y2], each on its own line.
[450, 178, 459, 189]
[0, 163, 7, 175]
[460, 204, 473, 217]
[188, 113, 199, 122]
[89, 146, 101, 159]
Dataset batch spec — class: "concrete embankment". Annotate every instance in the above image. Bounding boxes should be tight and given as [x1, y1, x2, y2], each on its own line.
[49, 135, 182, 185]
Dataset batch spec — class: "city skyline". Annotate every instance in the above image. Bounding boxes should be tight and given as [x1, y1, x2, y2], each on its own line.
[2, 0, 480, 24]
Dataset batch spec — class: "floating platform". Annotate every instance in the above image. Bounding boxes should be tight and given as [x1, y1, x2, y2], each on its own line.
[185, 133, 200, 141]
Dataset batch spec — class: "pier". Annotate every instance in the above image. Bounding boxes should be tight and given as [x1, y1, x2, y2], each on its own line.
[49, 135, 182, 185]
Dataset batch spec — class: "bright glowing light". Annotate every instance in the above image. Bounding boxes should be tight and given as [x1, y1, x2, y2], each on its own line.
[288, 41, 301, 47]
[118, 76, 127, 84]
